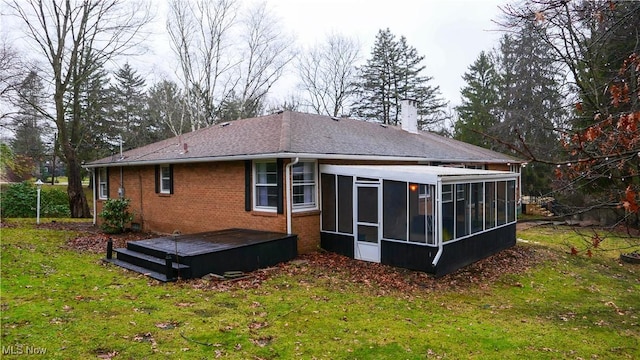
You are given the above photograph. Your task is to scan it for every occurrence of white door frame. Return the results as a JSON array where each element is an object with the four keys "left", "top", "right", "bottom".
[{"left": 354, "top": 181, "right": 381, "bottom": 262}]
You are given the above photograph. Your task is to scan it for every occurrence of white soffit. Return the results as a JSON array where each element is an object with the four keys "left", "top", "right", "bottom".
[{"left": 319, "top": 165, "right": 518, "bottom": 184}]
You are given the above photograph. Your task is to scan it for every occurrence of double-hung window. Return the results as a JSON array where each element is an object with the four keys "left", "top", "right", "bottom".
[
  {"left": 254, "top": 161, "right": 278, "bottom": 210},
  {"left": 155, "top": 164, "right": 173, "bottom": 195},
  {"left": 292, "top": 161, "right": 316, "bottom": 210},
  {"left": 98, "top": 167, "right": 108, "bottom": 199},
  {"left": 160, "top": 165, "right": 172, "bottom": 194}
]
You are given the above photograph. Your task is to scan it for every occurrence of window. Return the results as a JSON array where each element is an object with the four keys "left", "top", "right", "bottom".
[
  {"left": 321, "top": 174, "right": 336, "bottom": 231},
  {"left": 337, "top": 175, "right": 353, "bottom": 233},
  {"left": 456, "top": 184, "right": 469, "bottom": 238},
  {"left": 383, "top": 180, "right": 407, "bottom": 241},
  {"left": 292, "top": 161, "right": 317, "bottom": 210},
  {"left": 98, "top": 167, "right": 108, "bottom": 199},
  {"left": 507, "top": 180, "right": 516, "bottom": 223},
  {"left": 485, "top": 182, "right": 496, "bottom": 230},
  {"left": 409, "top": 183, "right": 426, "bottom": 243},
  {"left": 497, "top": 181, "right": 507, "bottom": 225},
  {"left": 442, "top": 184, "right": 454, "bottom": 241},
  {"left": 320, "top": 174, "right": 353, "bottom": 234},
  {"left": 470, "top": 183, "right": 484, "bottom": 234},
  {"left": 155, "top": 164, "right": 173, "bottom": 194},
  {"left": 254, "top": 161, "right": 278, "bottom": 210}
]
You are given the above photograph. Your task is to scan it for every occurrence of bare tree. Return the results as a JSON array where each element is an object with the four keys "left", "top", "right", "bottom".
[
  {"left": 232, "top": 1, "right": 295, "bottom": 119},
  {"left": 7, "top": 0, "right": 151, "bottom": 217},
  {"left": 297, "top": 33, "right": 360, "bottom": 117},
  {"left": 167, "top": 0, "right": 238, "bottom": 130},
  {"left": 0, "top": 38, "right": 23, "bottom": 124}
]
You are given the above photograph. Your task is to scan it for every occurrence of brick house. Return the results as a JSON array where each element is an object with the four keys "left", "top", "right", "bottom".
[{"left": 88, "top": 102, "right": 521, "bottom": 276}]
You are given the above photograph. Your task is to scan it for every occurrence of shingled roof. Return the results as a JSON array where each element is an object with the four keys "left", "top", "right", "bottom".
[{"left": 87, "top": 111, "right": 519, "bottom": 167}]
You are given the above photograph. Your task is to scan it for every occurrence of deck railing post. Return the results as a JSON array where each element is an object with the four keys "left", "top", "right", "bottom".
[
  {"left": 106, "top": 238, "right": 113, "bottom": 259},
  {"left": 165, "top": 253, "right": 174, "bottom": 281}
]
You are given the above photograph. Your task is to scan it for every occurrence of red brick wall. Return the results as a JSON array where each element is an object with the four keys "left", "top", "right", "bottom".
[
  {"left": 291, "top": 210, "right": 321, "bottom": 253},
  {"left": 97, "top": 161, "right": 287, "bottom": 236}
]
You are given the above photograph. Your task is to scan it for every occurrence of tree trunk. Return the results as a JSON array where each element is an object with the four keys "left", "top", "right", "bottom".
[{"left": 64, "top": 145, "right": 91, "bottom": 218}]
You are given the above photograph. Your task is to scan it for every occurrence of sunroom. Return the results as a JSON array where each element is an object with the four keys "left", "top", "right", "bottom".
[{"left": 319, "top": 165, "right": 519, "bottom": 277}]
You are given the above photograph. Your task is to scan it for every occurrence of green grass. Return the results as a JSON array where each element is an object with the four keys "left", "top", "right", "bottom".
[{"left": 1, "top": 220, "right": 638, "bottom": 359}]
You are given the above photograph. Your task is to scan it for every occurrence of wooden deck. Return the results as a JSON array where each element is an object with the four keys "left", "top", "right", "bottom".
[{"left": 104, "top": 229, "right": 297, "bottom": 282}]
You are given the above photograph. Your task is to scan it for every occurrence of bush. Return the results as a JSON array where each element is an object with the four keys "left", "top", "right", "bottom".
[
  {"left": 0, "top": 182, "right": 71, "bottom": 218},
  {"left": 1, "top": 182, "right": 36, "bottom": 218},
  {"left": 41, "top": 187, "right": 71, "bottom": 217},
  {"left": 98, "top": 198, "right": 133, "bottom": 234}
]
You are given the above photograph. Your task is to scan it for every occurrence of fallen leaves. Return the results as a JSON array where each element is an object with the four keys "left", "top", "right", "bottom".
[
  {"left": 62, "top": 222, "right": 541, "bottom": 294},
  {"left": 184, "top": 245, "right": 540, "bottom": 294}
]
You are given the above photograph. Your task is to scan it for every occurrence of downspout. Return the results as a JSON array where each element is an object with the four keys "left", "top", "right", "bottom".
[
  {"left": 431, "top": 179, "right": 444, "bottom": 268},
  {"left": 91, "top": 168, "right": 97, "bottom": 225},
  {"left": 285, "top": 157, "right": 300, "bottom": 235}
]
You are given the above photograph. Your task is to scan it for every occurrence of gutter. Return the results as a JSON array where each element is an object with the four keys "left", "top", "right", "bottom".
[
  {"left": 284, "top": 157, "right": 300, "bottom": 235},
  {"left": 84, "top": 152, "right": 520, "bottom": 169}
]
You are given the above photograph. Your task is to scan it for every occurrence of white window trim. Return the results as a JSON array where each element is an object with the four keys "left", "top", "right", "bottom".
[
  {"left": 253, "top": 160, "right": 278, "bottom": 212},
  {"left": 159, "top": 164, "right": 171, "bottom": 194},
  {"left": 98, "top": 168, "right": 108, "bottom": 200},
  {"left": 292, "top": 160, "right": 318, "bottom": 212}
]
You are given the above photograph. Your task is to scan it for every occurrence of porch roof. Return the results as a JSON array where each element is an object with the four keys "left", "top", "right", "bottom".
[{"left": 320, "top": 165, "right": 519, "bottom": 184}]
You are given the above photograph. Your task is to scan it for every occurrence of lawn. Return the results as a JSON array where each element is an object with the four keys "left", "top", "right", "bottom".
[{"left": 1, "top": 219, "right": 638, "bottom": 359}]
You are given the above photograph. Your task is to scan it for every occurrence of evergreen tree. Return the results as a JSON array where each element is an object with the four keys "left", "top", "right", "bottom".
[
  {"left": 76, "top": 64, "right": 114, "bottom": 162},
  {"left": 147, "top": 80, "right": 190, "bottom": 141},
  {"left": 356, "top": 28, "right": 446, "bottom": 129},
  {"left": 110, "top": 63, "right": 148, "bottom": 149},
  {"left": 493, "top": 27, "right": 567, "bottom": 196},
  {"left": 494, "top": 28, "right": 565, "bottom": 159},
  {"left": 453, "top": 51, "right": 500, "bottom": 148},
  {"left": 217, "top": 90, "right": 264, "bottom": 122}
]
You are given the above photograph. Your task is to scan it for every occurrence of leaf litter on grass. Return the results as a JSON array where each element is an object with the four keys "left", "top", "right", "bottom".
[{"left": 57, "top": 218, "right": 545, "bottom": 294}]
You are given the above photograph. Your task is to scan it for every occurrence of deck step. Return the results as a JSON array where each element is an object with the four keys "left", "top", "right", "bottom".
[
  {"left": 112, "top": 248, "right": 191, "bottom": 280},
  {"left": 115, "top": 248, "right": 190, "bottom": 269},
  {"left": 104, "top": 258, "right": 173, "bottom": 282},
  {"left": 126, "top": 241, "right": 175, "bottom": 259}
]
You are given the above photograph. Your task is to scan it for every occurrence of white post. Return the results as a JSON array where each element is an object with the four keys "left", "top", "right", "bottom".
[{"left": 35, "top": 179, "right": 43, "bottom": 225}]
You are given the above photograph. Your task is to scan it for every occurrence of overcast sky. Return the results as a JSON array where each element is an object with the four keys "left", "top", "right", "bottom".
[
  {"left": 3, "top": 0, "right": 509, "bottom": 110},
  {"left": 267, "top": 0, "right": 509, "bottom": 107}
]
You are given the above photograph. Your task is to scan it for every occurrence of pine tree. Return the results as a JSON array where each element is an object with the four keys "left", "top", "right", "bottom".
[
  {"left": 494, "top": 29, "right": 565, "bottom": 159},
  {"left": 110, "top": 63, "right": 147, "bottom": 149},
  {"left": 493, "top": 27, "right": 567, "bottom": 196},
  {"left": 356, "top": 28, "right": 446, "bottom": 129},
  {"left": 453, "top": 51, "right": 500, "bottom": 148},
  {"left": 147, "top": 80, "right": 190, "bottom": 141},
  {"left": 76, "top": 64, "right": 114, "bottom": 162}
]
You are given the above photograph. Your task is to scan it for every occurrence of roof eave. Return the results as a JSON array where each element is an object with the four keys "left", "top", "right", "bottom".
[{"left": 85, "top": 152, "right": 521, "bottom": 168}]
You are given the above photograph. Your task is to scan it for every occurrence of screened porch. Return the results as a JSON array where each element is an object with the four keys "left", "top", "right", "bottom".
[{"left": 319, "top": 165, "right": 520, "bottom": 276}]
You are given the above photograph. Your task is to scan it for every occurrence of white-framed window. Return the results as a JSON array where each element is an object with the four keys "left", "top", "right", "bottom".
[
  {"left": 159, "top": 164, "right": 172, "bottom": 194},
  {"left": 254, "top": 160, "right": 278, "bottom": 210},
  {"left": 292, "top": 161, "right": 317, "bottom": 210},
  {"left": 98, "top": 167, "right": 108, "bottom": 199}
]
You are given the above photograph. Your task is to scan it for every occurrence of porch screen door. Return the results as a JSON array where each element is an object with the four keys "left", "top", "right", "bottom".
[{"left": 355, "top": 184, "right": 380, "bottom": 262}]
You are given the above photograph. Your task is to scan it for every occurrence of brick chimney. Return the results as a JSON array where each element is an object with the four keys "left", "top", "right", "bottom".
[{"left": 401, "top": 99, "right": 418, "bottom": 134}]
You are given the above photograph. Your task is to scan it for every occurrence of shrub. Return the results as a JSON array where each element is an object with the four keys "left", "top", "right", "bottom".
[
  {"left": 0, "top": 182, "right": 71, "bottom": 218},
  {"left": 41, "top": 187, "right": 71, "bottom": 217},
  {"left": 98, "top": 198, "right": 133, "bottom": 234},
  {"left": 1, "top": 182, "right": 36, "bottom": 218}
]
